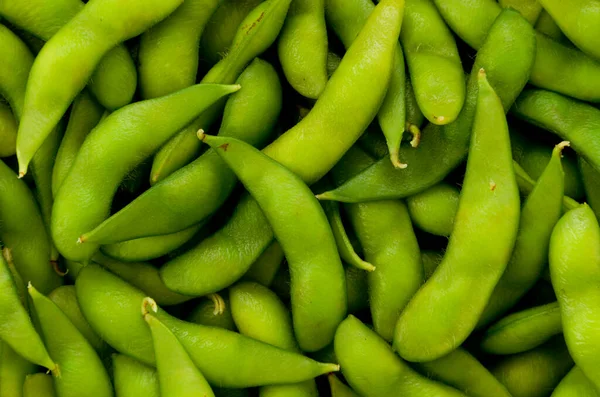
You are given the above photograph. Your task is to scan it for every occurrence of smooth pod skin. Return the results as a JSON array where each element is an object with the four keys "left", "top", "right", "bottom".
[
  {"left": 0, "top": 342, "right": 36, "bottom": 397},
  {"left": 325, "top": 0, "right": 406, "bottom": 167},
  {"left": 278, "top": 0, "right": 328, "bottom": 99},
  {"left": 23, "top": 374, "right": 56, "bottom": 397},
  {"left": 549, "top": 204, "right": 600, "bottom": 390},
  {"left": 113, "top": 354, "right": 160, "bottom": 397},
  {"left": 0, "top": 0, "right": 136, "bottom": 111},
  {"left": 0, "top": 100, "right": 17, "bottom": 157},
  {"left": 82, "top": 58, "right": 281, "bottom": 244},
  {"left": 481, "top": 302, "right": 563, "bottom": 355},
  {"left": 243, "top": 241, "right": 285, "bottom": 286},
  {"left": 580, "top": 159, "right": 600, "bottom": 220},
  {"left": 187, "top": 294, "right": 236, "bottom": 331},
  {"left": 415, "top": 348, "right": 512, "bottom": 397},
  {"left": 328, "top": 374, "right": 359, "bottom": 397},
  {"left": 478, "top": 142, "right": 566, "bottom": 327},
  {"left": 53, "top": 83, "right": 239, "bottom": 261},
  {"left": 75, "top": 265, "right": 339, "bottom": 386},
  {"left": 317, "top": 10, "right": 535, "bottom": 203},
  {"left": 201, "top": 133, "right": 346, "bottom": 352},
  {"left": 393, "top": 70, "right": 520, "bottom": 362},
  {"left": 144, "top": 307, "right": 215, "bottom": 397},
  {"left": 150, "top": 0, "right": 292, "bottom": 183},
  {"left": 535, "top": 10, "right": 567, "bottom": 42},
  {"left": 335, "top": 316, "right": 466, "bottom": 397},
  {"left": 537, "top": 0, "right": 600, "bottom": 61},
  {"left": 0, "top": 160, "right": 61, "bottom": 293},
  {"left": 139, "top": 0, "right": 223, "bottom": 99},
  {"left": 406, "top": 182, "right": 459, "bottom": 236},
  {"left": 160, "top": 0, "right": 405, "bottom": 297},
  {"left": 512, "top": 90, "right": 600, "bottom": 172},
  {"left": 52, "top": 90, "right": 104, "bottom": 196},
  {"left": 492, "top": 337, "right": 574, "bottom": 397},
  {"left": 400, "top": 0, "right": 464, "bottom": 125},
  {"left": 0, "top": 22, "right": 32, "bottom": 115},
  {"left": 15, "top": 0, "right": 183, "bottom": 176},
  {"left": 29, "top": 285, "right": 113, "bottom": 397},
  {"left": 552, "top": 367, "right": 600, "bottom": 397},
  {"left": 499, "top": 0, "right": 542, "bottom": 24}
]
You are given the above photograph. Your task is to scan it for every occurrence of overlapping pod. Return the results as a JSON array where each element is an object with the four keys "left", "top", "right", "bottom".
[
  {"left": 160, "top": 0, "right": 405, "bottom": 297},
  {"left": 23, "top": 374, "right": 56, "bottom": 397},
  {"left": 552, "top": 367, "right": 599, "bottom": 397},
  {"left": 580, "top": 158, "right": 600, "bottom": 219},
  {"left": 406, "top": 183, "right": 460, "bottom": 237},
  {"left": 329, "top": 374, "right": 359, "bottom": 397},
  {"left": 243, "top": 241, "right": 286, "bottom": 286},
  {"left": 0, "top": 98, "right": 17, "bottom": 158},
  {"left": 187, "top": 293, "right": 236, "bottom": 331},
  {"left": 113, "top": 354, "right": 160, "bottom": 397},
  {"left": 0, "top": 342, "right": 36, "bottom": 397}
]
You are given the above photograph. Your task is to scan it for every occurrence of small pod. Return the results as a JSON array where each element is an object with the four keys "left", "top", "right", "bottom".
[
  {"left": 23, "top": 373, "right": 56, "bottom": 397},
  {"left": 113, "top": 354, "right": 160, "bottom": 397},
  {"left": 0, "top": 100, "right": 17, "bottom": 157},
  {"left": 187, "top": 293, "right": 236, "bottom": 331},
  {"left": 406, "top": 182, "right": 460, "bottom": 237},
  {"left": 552, "top": 367, "right": 599, "bottom": 397}
]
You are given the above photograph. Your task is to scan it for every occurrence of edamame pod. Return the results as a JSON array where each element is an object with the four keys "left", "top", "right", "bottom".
[
  {"left": 535, "top": 10, "right": 567, "bottom": 42},
  {"left": 0, "top": 342, "right": 36, "bottom": 397},
  {"left": 0, "top": 22, "right": 32, "bottom": 118},
  {"left": 345, "top": 265, "right": 369, "bottom": 314},
  {"left": 23, "top": 374, "right": 56, "bottom": 397},
  {"left": 329, "top": 374, "right": 359, "bottom": 397},
  {"left": 139, "top": 0, "right": 223, "bottom": 99},
  {"left": 401, "top": 0, "right": 464, "bottom": 125},
  {"left": 113, "top": 354, "right": 160, "bottom": 397},
  {"left": 15, "top": 0, "right": 184, "bottom": 176},
  {"left": 552, "top": 367, "right": 599, "bottom": 397},
  {"left": 201, "top": 133, "right": 346, "bottom": 351},
  {"left": 75, "top": 265, "right": 339, "bottom": 386},
  {"left": 580, "top": 159, "right": 600, "bottom": 219},
  {"left": 514, "top": 161, "right": 579, "bottom": 211},
  {"left": 394, "top": 70, "right": 520, "bottom": 362},
  {"left": 82, "top": 58, "right": 281, "bottom": 244},
  {"left": 499, "top": 0, "right": 542, "bottom": 24},
  {"left": 406, "top": 183, "right": 459, "bottom": 236},
  {"left": 0, "top": 0, "right": 137, "bottom": 110},
  {"left": 160, "top": 0, "right": 405, "bottom": 296},
  {"left": 335, "top": 315, "right": 466, "bottom": 397},
  {"left": 0, "top": 100, "right": 17, "bottom": 157},
  {"left": 54, "top": 83, "right": 239, "bottom": 262},
  {"left": 478, "top": 141, "right": 566, "bottom": 326},
  {"left": 29, "top": 285, "right": 113, "bottom": 397},
  {"left": 243, "top": 241, "right": 285, "bottom": 286},
  {"left": 278, "top": 0, "right": 328, "bottom": 99},
  {"left": 317, "top": 10, "right": 535, "bottom": 203},
  {"left": 143, "top": 302, "right": 215, "bottom": 397},
  {"left": 187, "top": 293, "right": 236, "bottom": 331},
  {"left": 405, "top": 78, "right": 425, "bottom": 133},
  {"left": 481, "top": 302, "right": 562, "bottom": 355},
  {"left": 549, "top": 204, "right": 600, "bottom": 390}
]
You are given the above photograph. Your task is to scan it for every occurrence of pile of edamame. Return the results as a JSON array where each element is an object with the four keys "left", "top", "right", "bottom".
[{"left": 0, "top": 0, "right": 599, "bottom": 395}]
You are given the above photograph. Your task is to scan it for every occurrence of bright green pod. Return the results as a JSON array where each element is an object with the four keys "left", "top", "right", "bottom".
[
  {"left": 328, "top": 374, "right": 359, "bottom": 397},
  {"left": 29, "top": 285, "right": 113, "bottom": 397},
  {"left": 552, "top": 367, "right": 600, "bottom": 397},
  {"left": 407, "top": 183, "right": 459, "bottom": 236},
  {"left": 481, "top": 302, "right": 562, "bottom": 355},
  {"left": 0, "top": 342, "right": 36, "bottom": 397},
  {"left": 401, "top": 0, "right": 464, "bottom": 125},
  {"left": 150, "top": 0, "right": 292, "bottom": 183},
  {"left": 15, "top": 0, "right": 183, "bottom": 176},
  {"left": 201, "top": 133, "right": 346, "bottom": 352},
  {"left": 316, "top": 10, "right": 535, "bottom": 203},
  {"left": 0, "top": 22, "right": 32, "bottom": 117},
  {"left": 75, "top": 265, "right": 339, "bottom": 386},
  {"left": 144, "top": 305, "right": 215, "bottom": 397},
  {"left": 325, "top": 0, "right": 406, "bottom": 167},
  {"left": 243, "top": 241, "right": 285, "bottom": 286},
  {"left": 491, "top": 337, "right": 574, "bottom": 397},
  {"left": 415, "top": 348, "right": 512, "bottom": 397},
  {"left": 187, "top": 293, "right": 237, "bottom": 331},
  {"left": 478, "top": 141, "right": 566, "bottom": 326},
  {"left": 394, "top": 70, "right": 520, "bottom": 362},
  {"left": 23, "top": 373, "right": 56, "bottom": 397},
  {"left": 580, "top": 158, "right": 600, "bottom": 220},
  {"left": 549, "top": 204, "right": 600, "bottom": 390},
  {"left": 160, "top": 0, "right": 403, "bottom": 297},
  {"left": 52, "top": 90, "right": 104, "bottom": 196},
  {"left": 113, "top": 354, "right": 160, "bottom": 397},
  {"left": 278, "top": 0, "right": 328, "bottom": 99},
  {"left": 335, "top": 316, "right": 466, "bottom": 397},
  {"left": 499, "top": 0, "right": 542, "bottom": 24},
  {"left": 139, "top": 0, "right": 223, "bottom": 99},
  {"left": 0, "top": 100, "right": 17, "bottom": 157},
  {"left": 535, "top": 10, "right": 567, "bottom": 42},
  {"left": 82, "top": 58, "right": 281, "bottom": 244},
  {"left": 53, "top": 83, "right": 239, "bottom": 262},
  {"left": 0, "top": 160, "right": 61, "bottom": 293},
  {"left": 0, "top": 0, "right": 136, "bottom": 110}
]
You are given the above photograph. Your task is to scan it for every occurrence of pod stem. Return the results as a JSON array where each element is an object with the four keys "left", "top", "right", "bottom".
[
  {"left": 206, "top": 293, "right": 226, "bottom": 315},
  {"left": 141, "top": 297, "right": 158, "bottom": 317},
  {"left": 407, "top": 124, "right": 421, "bottom": 148}
]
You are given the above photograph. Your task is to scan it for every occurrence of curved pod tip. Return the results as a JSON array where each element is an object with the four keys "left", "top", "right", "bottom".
[
  {"left": 26, "top": 283, "right": 61, "bottom": 377},
  {"left": 554, "top": 141, "right": 570, "bottom": 156},
  {"left": 390, "top": 150, "right": 408, "bottom": 170}
]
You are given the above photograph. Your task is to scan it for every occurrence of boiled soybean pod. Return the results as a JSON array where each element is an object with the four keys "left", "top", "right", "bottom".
[
  {"left": 580, "top": 158, "right": 600, "bottom": 220},
  {"left": 499, "top": 0, "right": 542, "bottom": 24},
  {"left": 406, "top": 182, "right": 459, "bottom": 237},
  {"left": 243, "top": 241, "right": 286, "bottom": 286},
  {"left": 552, "top": 367, "right": 600, "bottom": 397},
  {"left": 113, "top": 354, "right": 160, "bottom": 397},
  {"left": 0, "top": 100, "right": 17, "bottom": 157},
  {"left": 393, "top": 70, "right": 520, "bottom": 362},
  {"left": 187, "top": 293, "right": 236, "bottom": 331},
  {"left": 23, "top": 373, "right": 56, "bottom": 397},
  {"left": 535, "top": 10, "right": 567, "bottom": 42},
  {"left": 329, "top": 374, "right": 359, "bottom": 397},
  {"left": 0, "top": 342, "right": 36, "bottom": 397}
]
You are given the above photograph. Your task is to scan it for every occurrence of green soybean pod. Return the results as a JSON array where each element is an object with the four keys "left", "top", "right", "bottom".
[
  {"left": 0, "top": 100, "right": 17, "bottom": 157},
  {"left": 75, "top": 265, "right": 339, "bottom": 386},
  {"left": 335, "top": 315, "right": 466, "bottom": 397},
  {"left": 535, "top": 10, "right": 567, "bottom": 42},
  {"left": 415, "top": 348, "right": 512, "bottom": 397},
  {"left": 15, "top": 0, "right": 184, "bottom": 176},
  {"left": 580, "top": 159, "right": 600, "bottom": 219},
  {"left": 499, "top": 0, "right": 542, "bottom": 24},
  {"left": 82, "top": 58, "right": 281, "bottom": 244},
  {"left": 329, "top": 374, "right": 359, "bottom": 397},
  {"left": 143, "top": 303, "right": 215, "bottom": 397},
  {"left": 201, "top": 133, "right": 346, "bottom": 352},
  {"left": 0, "top": 23, "right": 32, "bottom": 120},
  {"left": 400, "top": 0, "right": 464, "bottom": 125},
  {"left": 52, "top": 90, "right": 104, "bottom": 196},
  {"left": 407, "top": 183, "right": 459, "bottom": 237},
  {"left": 138, "top": 0, "right": 223, "bottom": 99},
  {"left": 477, "top": 142, "right": 567, "bottom": 326},
  {"left": 552, "top": 367, "right": 599, "bottom": 397},
  {"left": 394, "top": 70, "right": 520, "bottom": 362},
  {"left": 491, "top": 337, "right": 574, "bottom": 397},
  {"left": 29, "top": 285, "right": 113, "bottom": 397},
  {"left": 23, "top": 374, "right": 56, "bottom": 397},
  {"left": 53, "top": 83, "right": 239, "bottom": 262},
  {"left": 481, "top": 302, "right": 562, "bottom": 355},
  {"left": 113, "top": 354, "right": 160, "bottom": 397},
  {"left": 346, "top": 265, "right": 369, "bottom": 314},
  {"left": 159, "top": 0, "right": 405, "bottom": 297},
  {"left": 405, "top": 77, "right": 425, "bottom": 133},
  {"left": 0, "top": 342, "right": 36, "bottom": 397},
  {"left": 278, "top": 0, "right": 328, "bottom": 99},
  {"left": 549, "top": 204, "right": 600, "bottom": 390},
  {"left": 243, "top": 241, "right": 285, "bottom": 286},
  {"left": 187, "top": 293, "right": 237, "bottom": 331}
]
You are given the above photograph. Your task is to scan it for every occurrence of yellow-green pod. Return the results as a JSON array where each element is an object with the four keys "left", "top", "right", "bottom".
[
  {"left": 0, "top": 342, "right": 36, "bottom": 397},
  {"left": 499, "top": 0, "right": 542, "bottom": 24},
  {"left": 23, "top": 374, "right": 56, "bottom": 397},
  {"left": 328, "top": 374, "right": 359, "bottom": 397},
  {"left": 0, "top": 100, "right": 17, "bottom": 157},
  {"left": 580, "top": 158, "right": 600, "bottom": 220},
  {"left": 113, "top": 354, "right": 160, "bottom": 397},
  {"left": 552, "top": 367, "right": 599, "bottom": 397},
  {"left": 186, "top": 293, "right": 236, "bottom": 331},
  {"left": 243, "top": 241, "right": 285, "bottom": 286},
  {"left": 407, "top": 183, "right": 460, "bottom": 237}
]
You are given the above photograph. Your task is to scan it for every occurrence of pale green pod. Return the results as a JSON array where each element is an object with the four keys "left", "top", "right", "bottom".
[
  {"left": 0, "top": 342, "right": 36, "bottom": 397},
  {"left": 552, "top": 367, "right": 600, "bottom": 397},
  {"left": 113, "top": 354, "right": 160, "bottom": 397}
]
